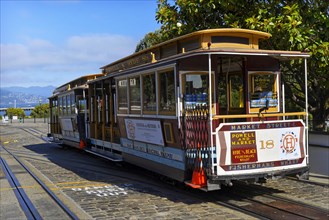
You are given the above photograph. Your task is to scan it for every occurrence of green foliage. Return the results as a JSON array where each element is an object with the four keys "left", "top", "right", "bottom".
[
  {"left": 242, "top": 2, "right": 329, "bottom": 130},
  {"left": 148, "top": 0, "right": 328, "bottom": 130},
  {"left": 244, "top": 3, "right": 329, "bottom": 62},
  {"left": 135, "top": 30, "right": 164, "bottom": 52},
  {"left": 6, "top": 108, "right": 25, "bottom": 118},
  {"left": 30, "top": 103, "right": 50, "bottom": 118},
  {"left": 156, "top": 0, "right": 271, "bottom": 41}
]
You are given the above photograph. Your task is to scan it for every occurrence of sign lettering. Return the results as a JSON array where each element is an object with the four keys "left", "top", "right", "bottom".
[
  {"left": 125, "top": 119, "right": 164, "bottom": 146},
  {"left": 231, "top": 131, "right": 258, "bottom": 163}
]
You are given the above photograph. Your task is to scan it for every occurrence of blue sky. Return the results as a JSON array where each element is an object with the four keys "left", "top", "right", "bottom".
[{"left": 1, "top": 0, "right": 161, "bottom": 87}]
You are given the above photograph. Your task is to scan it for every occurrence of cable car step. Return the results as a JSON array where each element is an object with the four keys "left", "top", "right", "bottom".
[
  {"left": 185, "top": 180, "right": 221, "bottom": 191},
  {"left": 185, "top": 181, "right": 203, "bottom": 188},
  {"left": 85, "top": 150, "right": 123, "bottom": 162}
]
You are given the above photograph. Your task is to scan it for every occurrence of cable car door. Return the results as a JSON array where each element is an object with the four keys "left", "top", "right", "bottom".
[{"left": 217, "top": 57, "right": 245, "bottom": 117}]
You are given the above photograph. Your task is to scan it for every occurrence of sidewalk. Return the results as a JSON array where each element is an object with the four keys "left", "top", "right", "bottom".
[
  {"left": 308, "top": 173, "right": 329, "bottom": 185},
  {"left": 1, "top": 118, "right": 49, "bottom": 125}
]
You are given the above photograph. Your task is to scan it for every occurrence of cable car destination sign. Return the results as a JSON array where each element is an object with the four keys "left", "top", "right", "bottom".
[
  {"left": 216, "top": 120, "right": 305, "bottom": 170},
  {"left": 231, "top": 131, "right": 258, "bottom": 163}
]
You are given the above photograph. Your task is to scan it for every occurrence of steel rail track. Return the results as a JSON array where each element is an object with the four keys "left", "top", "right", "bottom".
[
  {"left": 235, "top": 181, "right": 329, "bottom": 214},
  {"left": 56, "top": 158, "right": 274, "bottom": 219},
  {"left": 216, "top": 182, "right": 329, "bottom": 220},
  {"left": 20, "top": 128, "right": 50, "bottom": 143},
  {"left": 0, "top": 153, "right": 42, "bottom": 220},
  {"left": 206, "top": 194, "right": 272, "bottom": 220},
  {"left": 18, "top": 128, "right": 161, "bottom": 186},
  {"left": 174, "top": 183, "right": 326, "bottom": 220},
  {"left": 287, "top": 176, "right": 329, "bottom": 187},
  {"left": 220, "top": 192, "right": 320, "bottom": 220},
  {"left": 19, "top": 127, "right": 329, "bottom": 219},
  {"left": 1, "top": 144, "right": 79, "bottom": 220},
  {"left": 19, "top": 128, "right": 168, "bottom": 188},
  {"left": 54, "top": 157, "right": 297, "bottom": 220}
]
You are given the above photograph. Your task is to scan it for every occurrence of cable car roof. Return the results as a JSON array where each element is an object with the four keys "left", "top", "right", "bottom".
[
  {"left": 100, "top": 28, "right": 309, "bottom": 75},
  {"left": 50, "top": 73, "right": 102, "bottom": 97}
]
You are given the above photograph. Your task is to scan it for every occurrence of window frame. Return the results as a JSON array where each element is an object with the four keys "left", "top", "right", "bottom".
[
  {"left": 247, "top": 71, "right": 280, "bottom": 113},
  {"left": 142, "top": 72, "right": 157, "bottom": 114},
  {"left": 129, "top": 75, "right": 141, "bottom": 114},
  {"left": 114, "top": 64, "right": 177, "bottom": 118},
  {"left": 228, "top": 72, "right": 244, "bottom": 110},
  {"left": 180, "top": 71, "right": 215, "bottom": 112},
  {"left": 158, "top": 68, "right": 176, "bottom": 115},
  {"left": 117, "top": 78, "right": 128, "bottom": 114}
]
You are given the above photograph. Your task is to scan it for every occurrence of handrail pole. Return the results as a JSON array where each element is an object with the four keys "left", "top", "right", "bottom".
[
  {"left": 282, "top": 83, "right": 285, "bottom": 120},
  {"left": 208, "top": 54, "right": 214, "bottom": 174},
  {"left": 304, "top": 58, "right": 309, "bottom": 164},
  {"left": 304, "top": 58, "right": 308, "bottom": 127}
]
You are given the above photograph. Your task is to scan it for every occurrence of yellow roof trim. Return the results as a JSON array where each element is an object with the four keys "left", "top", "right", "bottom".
[{"left": 101, "top": 28, "right": 271, "bottom": 70}]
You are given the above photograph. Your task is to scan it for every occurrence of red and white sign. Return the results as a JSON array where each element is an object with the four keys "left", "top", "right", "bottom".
[
  {"left": 230, "top": 131, "right": 258, "bottom": 163},
  {"left": 216, "top": 120, "right": 305, "bottom": 172}
]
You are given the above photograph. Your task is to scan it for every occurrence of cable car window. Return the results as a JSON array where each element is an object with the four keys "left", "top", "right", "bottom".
[
  {"left": 52, "top": 99, "right": 57, "bottom": 117},
  {"left": 159, "top": 69, "right": 175, "bottom": 114},
  {"left": 183, "top": 73, "right": 209, "bottom": 109},
  {"left": 71, "top": 94, "right": 75, "bottom": 114},
  {"left": 63, "top": 96, "right": 67, "bottom": 115},
  {"left": 229, "top": 74, "right": 244, "bottom": 109},
  {"left": 129, "top": 76, "right": 141, "bottom": 114},
  {"left": 117, "top": 79, "right": 128, "bottom": 113},
  {"left": 218, "top": 75, "right": 227, "bottom": 109},
  {"left": 78, "top": 98, "right": 86, "bottom": 114},
  {"left": 211, "top": 36, "right": 249, "bottom": 45},
  {"left": 249, "top": 72, "right": 278, "bottom": 108},
  {"left": 67, "top": 94, "right": 71, "bottom": 115},
  {"left": 143, "top": 73, "right": 156, "bottom": 113},
  {"left": 58, "top": 98, "right": 62, "bottom": 116}
]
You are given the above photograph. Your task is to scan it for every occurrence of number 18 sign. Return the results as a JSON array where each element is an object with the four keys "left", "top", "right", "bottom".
[{"left": 216, "top": 120, "right": 305, "bottom": 165}]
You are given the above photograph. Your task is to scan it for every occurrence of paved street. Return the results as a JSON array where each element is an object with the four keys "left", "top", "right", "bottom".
[{"left": 1, "top": 121, "right": 328, "bottom": 219}]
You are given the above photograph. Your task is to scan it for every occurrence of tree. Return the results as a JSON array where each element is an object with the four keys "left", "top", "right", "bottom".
[
  {"left": 243, "top": 3, "right": 329, "bottom": 130},
  {"left": 155, "top": 0, "right": 266, "bottom": 40},
  {"left": 30, "top": 103, "right": 50, "bottom": 118},
  {"left": 6, "top": 108, "right": 25, "bottom": 118},
  {"left": 135, "top": 30, "right": 164, "bottom": 52},
  {"left": 151, "top": 0, "right": 329, "bottom": 130}
]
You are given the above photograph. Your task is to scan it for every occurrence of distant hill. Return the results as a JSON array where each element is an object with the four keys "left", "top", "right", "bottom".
[
  {"left": 1, "top": 86, "right": 56, "bottom": 97},
  {"left": 0, "top": 86, "right": 56, "bottom": 108}
]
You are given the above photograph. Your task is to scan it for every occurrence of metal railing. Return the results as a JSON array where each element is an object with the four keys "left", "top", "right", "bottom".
[{"left": 212, "top": 112, "right": 307, "bottom": 123}]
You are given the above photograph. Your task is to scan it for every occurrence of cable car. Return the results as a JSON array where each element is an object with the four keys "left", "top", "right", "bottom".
[{"left": 49, "top": 29, "right": 310, "bottom": 191}]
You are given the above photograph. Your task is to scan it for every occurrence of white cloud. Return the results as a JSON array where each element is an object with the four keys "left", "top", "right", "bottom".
[
  {"left": 65, "top": 34, "right": 135, "bottom": 62},
  {"left": 0, "top": 34, "right": 137, "bottom": 87}
]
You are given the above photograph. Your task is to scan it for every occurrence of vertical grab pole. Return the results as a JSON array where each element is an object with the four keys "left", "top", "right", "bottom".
[
  {"left": 304, "top": 58, "right": 309, "bottom": 164},
  {"left": 83, "top": 89, "right": 88, "bottom": 141},
  {"left": 208, "top": 54, "right": 214, "bottom": 174},
  {"left": 282, "top": 83, "right": 285, "bottom": 120}
]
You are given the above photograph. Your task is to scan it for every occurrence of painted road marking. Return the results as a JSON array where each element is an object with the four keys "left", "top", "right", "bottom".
[
  {"left": 0, "top": 180, "right": 111, "bottom": 192},
  {"left": 1, "top": 140, "right": 18, "bottom": 144},
  {"left": 72, "top": 185, "right": 129, "bottom": 197}
]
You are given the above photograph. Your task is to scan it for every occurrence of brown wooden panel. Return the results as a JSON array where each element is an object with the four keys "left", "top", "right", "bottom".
[
  {"left": 160, "top": 42, "right": 177, "bottom": 59},
  {"left": 179, "top": 36, "right": 201, "bottom": 52},
  {"left": 247, "top": 56, "right": 279, "bottom": 71},
  {"left": 117, "top": 117, "right": 127, "bottom": 138}
]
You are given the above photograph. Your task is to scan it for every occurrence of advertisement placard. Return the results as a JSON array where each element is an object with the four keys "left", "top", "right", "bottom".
[
  {"left": 60, "top": 118, "right": 74, "bottom": 131},
  {"left": 125, "top": 119, "right": 164, "bottom": 146}
]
